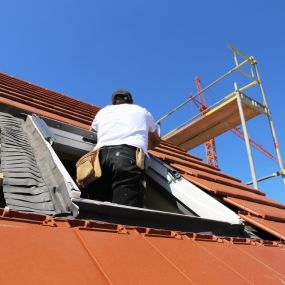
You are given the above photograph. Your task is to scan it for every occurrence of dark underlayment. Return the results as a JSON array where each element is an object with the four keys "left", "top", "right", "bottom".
[{"left": 0, "top": 112, "right": 74, "bottom": 215}]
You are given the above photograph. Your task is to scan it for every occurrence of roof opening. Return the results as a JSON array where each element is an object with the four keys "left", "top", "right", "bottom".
[{"left": 1, "top": 109, "right": 276, "bottom": 239}]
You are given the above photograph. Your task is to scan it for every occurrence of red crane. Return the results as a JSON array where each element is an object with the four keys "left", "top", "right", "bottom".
[
  {"left": 192, "top": 76, "right": 281, "bottom": 168},
  {"left": 193, "top": 76, "right": 219, "bottom": 168},
  {"left": 231, "top": 127, "right": 281, "bottom": 164}
]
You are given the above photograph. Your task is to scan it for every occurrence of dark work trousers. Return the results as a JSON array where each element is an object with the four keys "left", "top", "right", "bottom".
[{"left": 87, "top": 145, "right": 145, "bottom": 207}]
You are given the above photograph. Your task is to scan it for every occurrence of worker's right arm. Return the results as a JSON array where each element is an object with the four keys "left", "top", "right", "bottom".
[
  {"left": 147, "top": 111, "right": 160, "bottom": 150},
  {"left": 148, "top": 129, "right": 160, "bottom": 150}
]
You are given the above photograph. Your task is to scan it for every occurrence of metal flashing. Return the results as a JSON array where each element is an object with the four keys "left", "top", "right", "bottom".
[
  {"left": 72, "top": 198, "right": 244, "bottom": 236},
  {"left": 146, "top": 156, "right": 241, "bottom": 224},
  {"left": 42, "top": 116, "right": 97, "bottom": 157}
]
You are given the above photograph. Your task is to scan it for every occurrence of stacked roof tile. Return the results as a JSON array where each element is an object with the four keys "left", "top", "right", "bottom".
[{"left": 0, "top": 72, "right": 100, "bottom": 129}]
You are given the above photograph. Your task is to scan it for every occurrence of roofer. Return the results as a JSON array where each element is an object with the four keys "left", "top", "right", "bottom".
[{"left": 88, "top": 89, "right": 160, "bottom": 207}]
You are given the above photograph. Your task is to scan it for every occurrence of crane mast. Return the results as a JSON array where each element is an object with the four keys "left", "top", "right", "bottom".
[{"left": 194, "top": 76, "right": 219, "bottom": 168}]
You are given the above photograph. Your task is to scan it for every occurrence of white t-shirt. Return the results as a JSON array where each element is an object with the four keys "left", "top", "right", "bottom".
[{"left": 91, "top": 104, "right": 157, "bottom": 155}]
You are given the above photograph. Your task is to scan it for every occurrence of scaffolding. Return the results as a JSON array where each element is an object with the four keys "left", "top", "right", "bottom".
[{"left": 158, "top": 45, "right": 285, "bottom": 189}]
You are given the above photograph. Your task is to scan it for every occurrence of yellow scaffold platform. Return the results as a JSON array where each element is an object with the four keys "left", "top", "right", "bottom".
[{"left": 163, "top": 94, "right": 267, "bottom": 151}]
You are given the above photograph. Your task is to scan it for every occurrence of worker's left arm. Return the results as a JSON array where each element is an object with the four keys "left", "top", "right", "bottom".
[{"left": 90, "top": 112, "right": 100, "bottom": 132}]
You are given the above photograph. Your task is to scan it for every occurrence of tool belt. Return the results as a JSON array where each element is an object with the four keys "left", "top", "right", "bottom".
[
  {"left": 136, "top": 148, "right": 145, "bottom": 170},
  {"left": 76, "top": 149, "right": 102, "bottom": 188},
  {"left": 99, "top": 145, "right": 145, "bottom": 170},
  {"left": 76, "top": 146, "right": 145, "bottom": 188}
]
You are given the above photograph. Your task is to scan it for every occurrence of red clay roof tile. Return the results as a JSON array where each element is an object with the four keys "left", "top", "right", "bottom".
[
  {"left": 159, "top": 140, "right": 203, "bottom": 161},
  {"left": 181, "top": 174, "right": 285, "bottom": 206},
  {"left": 2, "top": 71, "right": 285, "bottom": 242},
  {"left": 149, "top": 149, "right": 241, "bottom": 182},
  {"left": 150, "top": 142, "right": 285, "bottom": 239},
  {"left": 224, "top": 197, "right": 285, "bottom": 222},
  {"left": 0, "top": 208, "right": 284, "bottom": 285},
  {"left": 170, "top": 162, "right": 255, "bottom": 192},
  {"left": 154, "top": 145, "right": 219, "bottom": 170},
  {"left": 240, "top": 214, "right": 285, "bottom": 240},
  {"left": 0, "top": 72, "right": 100, "bottom": 129}
]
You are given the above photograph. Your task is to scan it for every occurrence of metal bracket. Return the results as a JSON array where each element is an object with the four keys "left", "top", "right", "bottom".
[
  {"left": 150, "top": 156, "right": 181, "bottom": 183},
  {"left": 246, "top": 171, "right": 282, "bottom": 185},
  {"left": 228, "top": 44, "right": 255, "bottom": 78},
  {"left": 31, "top": 114, "right": 56, "bottom": 145}
]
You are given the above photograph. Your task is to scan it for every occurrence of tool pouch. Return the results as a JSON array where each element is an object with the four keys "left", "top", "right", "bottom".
[
  {"left": 76, "top": 149, "right": 102, "bottom": 188},
  {"left": 136, "top": 148, "right": 145, "bottom": 170}
]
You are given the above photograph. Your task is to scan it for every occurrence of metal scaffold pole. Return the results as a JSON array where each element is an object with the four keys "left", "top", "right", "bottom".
[
  {"left": 252, "top": 60, "right": 285, "bottom": 187},
  {"left": 235, "top": 83, "right": 258, "bottom": 189},
  {"left": 159, "top": 44, "right": 284, "bottom": 189}
]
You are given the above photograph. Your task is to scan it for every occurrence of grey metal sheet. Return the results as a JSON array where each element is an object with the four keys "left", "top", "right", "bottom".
[
  {"left": 4, "top": 186, "right": 51, "bottom": 195},
  {"left": 6, "top": 204, "right": 55, "bottom": 215},
  {"left": 1, "top": 155, "right": 37, "bottom": 162},
  {"left": 5, "top": 172, "right": 45, "bottom": 181},
  {"left": 73, "top": 198, "right": 245, "bottom": 237},
  {"left": 1, "top": 159, "right": 41, "bottom": 166},
  {"left": 4, "top": 178, "right": 47, "bottom": 187},
  {"left": 1, "top": 137, "right": 30, "bottom": 146},
  {"left": 0, "top": 111, "right": 77, "bottom": 217},
  {"left": 3, "top": 149, "right": 35, "bottom": 155},
  {"left": 3, "top": 165, "right": 43, "bottom": 173},
  {"left": 5, "top": 192, "right": 53, "bottom": 203},
  {"left": 24, "top": 116, "right": 77, "bottom": 216},
  {"left": 0, "top": 112, "right": 58, "bottom": 214},
  {"left": 5, "top": 198, "right": 55, "bottom": 211}
]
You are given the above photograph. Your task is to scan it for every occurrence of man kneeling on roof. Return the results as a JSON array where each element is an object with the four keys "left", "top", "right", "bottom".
[{"left": 88, "top": 89, "right": 160, "bottom": 207}]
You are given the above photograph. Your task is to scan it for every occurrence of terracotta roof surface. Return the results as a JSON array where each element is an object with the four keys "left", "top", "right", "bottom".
[
  {"left": 0, "top": 72, "right": 100, "bottom": 129},
  {"left": 148, "top": 142, "right": 285, "bottom": 241},
  {"left": 2, "top": 72, "right": 285, "bottom": 283},
  {"left": 2, "top": 71, "right": 285, "bottom": 240},
  {"left": 240, "top": 214, "right": 285, "bottom": 241},
  {"left": 225, "top": 197, "right": 285, "bottom": 221},
  {"left": 0, "top": 208, "right": 284, "bottom": 285}
]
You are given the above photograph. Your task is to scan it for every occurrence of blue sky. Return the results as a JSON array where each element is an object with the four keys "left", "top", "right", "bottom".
[{"left": 1, "top": 0, "right": 285, "bottom": 202}]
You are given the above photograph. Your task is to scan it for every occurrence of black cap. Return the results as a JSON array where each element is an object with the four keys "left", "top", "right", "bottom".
[{"left": 112, "top": 89, "right": 133, "bottom": 104}]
